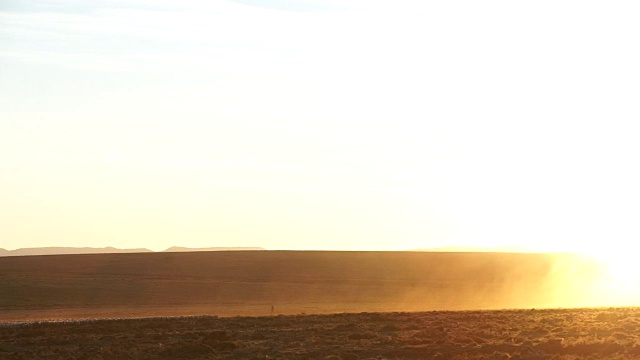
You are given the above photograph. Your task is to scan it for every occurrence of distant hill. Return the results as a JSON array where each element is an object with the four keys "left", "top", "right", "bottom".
[
  {"left": 163, "top": 246, "right": 265, "bottom": 252},
  {"left": 1, "top": 245, "right": 535, "bottom": 257},
  {"left": 0, "top": 251, "right": 601, "bottom": 321},
  {"left": 0, "top": 247, "right": 153, "bottom": 257},
  {"left": 0, "top": 246, "right": 266, "bottom": 257}
]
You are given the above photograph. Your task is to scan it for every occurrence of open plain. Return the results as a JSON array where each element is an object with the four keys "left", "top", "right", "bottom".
[
  {"left": 0, "top": 251, "right": 630, "bottom": 359},
  {"left": 2, "top": 308, "right": 640, "bottom": 359},
  {"left": 0, "top": 251, "right": 605, "bottom": 321}
]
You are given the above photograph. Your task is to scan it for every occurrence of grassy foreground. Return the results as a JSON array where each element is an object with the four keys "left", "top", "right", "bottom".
[{"left": 2, "top": 307, "right": 640, "bottom": 359}]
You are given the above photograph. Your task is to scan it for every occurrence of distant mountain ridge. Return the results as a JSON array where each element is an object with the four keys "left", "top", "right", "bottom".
[
  {"left": 0, "top": 246, "right": 266, "bottom": 257},
  {"left": 0, "top": 247, "right": 153, "bottom": 257},
  {"left": 1, "top": 245, "right": 535, "bottom": 257}
]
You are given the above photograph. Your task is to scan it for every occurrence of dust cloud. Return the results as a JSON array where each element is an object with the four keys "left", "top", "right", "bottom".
[
  {"left": 0, "top": 251, "right": 635, "bottom": 322},
  {"left": 374, "top": 252, "right": 634, "bottom": 312}
]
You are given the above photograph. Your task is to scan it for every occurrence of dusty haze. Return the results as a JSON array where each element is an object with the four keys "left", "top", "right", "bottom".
[{"left": 0, "top": 251, "right": 610, "bottom": 322}]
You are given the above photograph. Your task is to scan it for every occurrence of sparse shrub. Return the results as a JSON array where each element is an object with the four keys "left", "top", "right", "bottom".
[
  {"left": 209, "top": 330, "right": 229, "bottom": 341},
  {"left": 339, "top": 352, "right": 359, "bottom": 360},
  {"left": 487, "top": 352, "right": 511, "bottom": 360},
  {"left": 213, "top": 340, "right": 238, "bottom": 351},
  {"left": 380, "top": 324, "right": 400, "bottom": 332},
  {"left": 627, "top": 344, "right": 640, "bottom": 356},
  {"left": 536, "top": 338, "right": 563, "bottom": 353},
  {"left": 472, "top": 336, "right": 485, "bottom": 344},
  {"left": 159, "top": 342, "right": 215, "bottom": 358},
  {"left": 608, "top": 332, "right": 630, "bottom": 341},
  {"left": 333, "top": 323, "right": 358, "bottom": 332},
  {"left": 564, "top": 340, "right": 624, "bottom": 356},
  {"left": 250, "top": 331, "right": 267, "bottom": 340},
  {"left": 595, "top": 312, "right": 619, "bottom": 322},
  {"left": 347, "top": 332, "right": 376, "bottom": 340}
]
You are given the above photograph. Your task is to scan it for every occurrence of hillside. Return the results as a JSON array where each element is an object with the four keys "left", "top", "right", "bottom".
[
  {"left": 0, "top": 247, "right": 152, "bottom": 257},
  {"left": 0, "top": 246, "right": 265, "bottom": 257},
  {"left": 0, "top": 251, "right": 603, "bottom": 321}
]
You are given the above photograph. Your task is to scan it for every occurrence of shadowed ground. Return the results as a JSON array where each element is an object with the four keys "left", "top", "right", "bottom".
[
  {"left": 2, "top": 308, "right": 639, "bottom": 359},
  {"left": 0, "top": 251, "right": 602, "bottom": 321}
]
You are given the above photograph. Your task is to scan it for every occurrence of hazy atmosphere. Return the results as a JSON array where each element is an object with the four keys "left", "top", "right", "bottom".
[
  {"left": 2, "top": 0, "right": 639, "bottom": 253},
  {"left": 3, "top": 4, "right": 640, "bottom": 358}
]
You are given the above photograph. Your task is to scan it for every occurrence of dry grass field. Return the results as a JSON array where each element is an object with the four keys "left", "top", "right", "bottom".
[
  {"left": 2, "top": 308, "right": 640, "bottom": 359},
  {"left": 1, "top": 251, "right": 630, "bottom": 359},
  {"left": 0, "top": 251, "right": 605, "bottom": 322}
]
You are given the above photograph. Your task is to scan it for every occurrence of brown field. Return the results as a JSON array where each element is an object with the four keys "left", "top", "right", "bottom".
[
  {"left": 0, "top": 251, "right": 606, "bottom": 322},
  {"left": 2, "top": 308, "right": 640, "bottom": 359},
  {"left": 1, "top": 251, "right": 630, "bottom": 359}
]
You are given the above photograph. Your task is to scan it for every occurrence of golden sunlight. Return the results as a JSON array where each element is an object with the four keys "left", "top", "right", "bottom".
[{"left": 582, "top": 247, "right": 640, "bottom": 306}]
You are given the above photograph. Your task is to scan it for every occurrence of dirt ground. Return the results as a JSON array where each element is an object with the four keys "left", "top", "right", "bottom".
[
  {"left": 0, "top": 251, "right": 607, "bottom": 322},
  {"left": 1, "top": 307, "right": 639, "bottom": 359},
  {"left": 1, "top": 251, "right": 630, "bottom": 359}
]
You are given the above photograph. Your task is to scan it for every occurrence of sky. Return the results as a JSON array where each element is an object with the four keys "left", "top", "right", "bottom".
[{"left": 1, "top": 0, "right": 639, "bottom": 252}]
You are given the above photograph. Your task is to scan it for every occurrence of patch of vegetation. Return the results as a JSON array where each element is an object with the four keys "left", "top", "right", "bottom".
[{"left": 2, "top": 309, "right": 640, "bottom": 359}]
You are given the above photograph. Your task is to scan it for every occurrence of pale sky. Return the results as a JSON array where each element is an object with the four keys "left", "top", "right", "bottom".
[{"left": 1, "top": 0, "right": 639, "bottom": 252}]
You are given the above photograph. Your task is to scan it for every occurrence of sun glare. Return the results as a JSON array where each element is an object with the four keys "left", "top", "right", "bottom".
[{"left": 581, "top": 248, "right": 640, "bottom": 306}]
